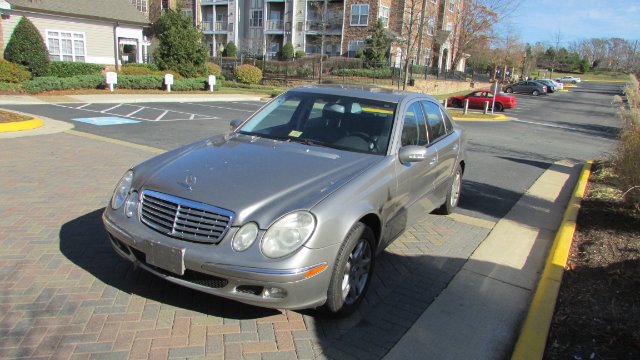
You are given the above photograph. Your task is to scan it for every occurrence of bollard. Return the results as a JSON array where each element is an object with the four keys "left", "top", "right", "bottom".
[
  {"left": 105, "top": 72, "right": 117, "bottom": 92},
  {"left": 164, "top": 73, "right": 174, "bottom": 93},
  {"left": 208, "top": 75, "right": 216, "bottom": 92},
  {"left": 483, "top": 101, "right": 489, "bottom": 114},
  {"left": 442, "top": 99, "right": 447, "bottom": 109},
  {"left": 464, "top": 99, "right": 469, "bottom": 115}
]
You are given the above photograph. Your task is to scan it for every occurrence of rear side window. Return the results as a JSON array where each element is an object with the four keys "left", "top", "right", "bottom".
[
  {"left": 421, "top": 101, "right": 447, "bottom": 142},
  {"left": 401, "top": 102, "right": 428, "bottom": 146}
]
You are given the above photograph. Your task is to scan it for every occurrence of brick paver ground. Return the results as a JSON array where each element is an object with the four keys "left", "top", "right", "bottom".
[{"left": 0, "top": 132, "right": 490, "bottom": 359}]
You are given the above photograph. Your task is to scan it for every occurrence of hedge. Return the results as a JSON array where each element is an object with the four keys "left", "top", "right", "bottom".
[
  {"left": 0, "top": 59, "right": 31, "bottom": 83},
  {"left": 23, "top": 75, "right": 104, "bottom": 94},
  {"left": 116, "top": 75, "right": 164, "bottom": 89},
  {"left": 0, "top": 82, "right": 21, "bottom": 92},
  {"left": 49, "top": 62, "right": 103, "bottom": 78},
  {"left": 331, "top": 67, "right": 393, "bottom": 78}
]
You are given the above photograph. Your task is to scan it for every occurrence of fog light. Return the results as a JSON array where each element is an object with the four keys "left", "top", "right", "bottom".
[
  {"left": 125, "top": 191, "right": 138, "bottom": 218},
  {"left": 263, "top": 287, "right": 287, "bottom": 299}
]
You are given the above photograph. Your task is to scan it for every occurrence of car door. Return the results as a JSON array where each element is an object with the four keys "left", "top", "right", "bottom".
[
  {"left": 467, "top": 91, "right": 483, "bottom": 108},
  {"left": 421, "top": 100, "right": 460, "bottom": 199},
  {"left": 390, "top": 101, "right": 438, "bottom": 237}
]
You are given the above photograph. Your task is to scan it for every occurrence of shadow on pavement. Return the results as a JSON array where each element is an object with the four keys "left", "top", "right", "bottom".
[{"left": 59, "top": 209, "right": 280, "bottom": 320}]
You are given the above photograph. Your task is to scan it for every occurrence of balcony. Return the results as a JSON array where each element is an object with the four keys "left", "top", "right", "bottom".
[
  {"left": 201, "top": 21, "right": 229, "bottom": 33},
  {"left": 265, "top": 20, "right": 284, "bottom": 32},
  {"left": 200, "top": 0, "right": 228, "bottom": 5},
  {"left": 305, "top": 21, "right": 342, "bottom": 35}
]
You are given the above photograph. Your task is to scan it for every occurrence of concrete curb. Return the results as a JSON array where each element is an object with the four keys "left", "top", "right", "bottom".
[
  {"left": 451, "top": 114, "right": 510, "bottom": 121},
  {"left": 511, "top": 160, "right": 593, "bottom": 360},
  {"left": 0, "top": 117, "right": 43, "bottom": 133}
]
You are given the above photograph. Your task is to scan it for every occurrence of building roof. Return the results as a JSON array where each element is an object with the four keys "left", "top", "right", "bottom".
[{"left": 7, "top": 0, "right": 148, "bottom": 25}]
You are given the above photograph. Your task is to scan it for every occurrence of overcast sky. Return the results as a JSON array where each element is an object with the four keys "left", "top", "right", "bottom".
[{"left": 510, "top": 0, "right": 640, "bottom": 46}]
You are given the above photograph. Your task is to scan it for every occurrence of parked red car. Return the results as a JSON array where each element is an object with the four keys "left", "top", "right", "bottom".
[{"left": 447, "top": 90, "right": 517, "bottom": 112}]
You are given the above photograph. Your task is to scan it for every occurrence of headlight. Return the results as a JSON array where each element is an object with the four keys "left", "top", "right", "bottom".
[
  {"left": 125, "top": 191, "right": 139, "bottom": 218},
  {"left": 111, "top": 170, "right": 133, "bottom": 210},
  {"left": 232, "top": 223, "right": 258, "bottom": 252},
  {"left": 261, "top": 212, "right": 316, "bottom": 258}
]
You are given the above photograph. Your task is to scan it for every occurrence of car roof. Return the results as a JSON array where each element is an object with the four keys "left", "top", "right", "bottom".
[{"left": 287, "top": 84, "right": 437, "bottom": 103}]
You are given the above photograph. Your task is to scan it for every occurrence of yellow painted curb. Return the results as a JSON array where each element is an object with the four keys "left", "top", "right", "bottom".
[
  {"left": 563, "top": 84, "right": 578, "bottom": 88},
  {"left": 558, "top": 90, "right": 569, "bottom": 92},
  {"left": 452, "top": 114, "right": 509, "bottom": 121},
  {"left": 511, "top": 160, "right": 593, "bottom": 360},
  {"left": 0, "top": 117, "right": 43, "bottom": 133}
]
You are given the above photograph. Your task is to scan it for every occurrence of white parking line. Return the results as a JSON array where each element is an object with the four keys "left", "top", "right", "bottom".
[
  {"left": 125, "top": 107, "right": 145, "bottom": 117},
  {"left": 52, "top": 103, "right": 219, "bottom": 122},
  {"left": 101, "top": 104, "right": 123, "bottom": 112},
  {"left": 76, "top": 103, "right": 92, "bottom": 109},
  {"left": 513, "top": 119, "right": 581, "bottom": 131},
  {"left": 231, "top": 101, "right": 262, "bottom": 107},
  {"left": 155, "top": 110, "right": 169, "bottom": 121},
  {"left": 182, "top": 102, "right": 255, "bottom": 113}
]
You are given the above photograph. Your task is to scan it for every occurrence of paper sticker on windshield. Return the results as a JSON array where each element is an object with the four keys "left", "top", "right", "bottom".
[
  {"left": 289, "top": 130, "right": 303, "bottom": 137},
  {"left": 361, "top": 106, "right": 393, "bottom": 115}
]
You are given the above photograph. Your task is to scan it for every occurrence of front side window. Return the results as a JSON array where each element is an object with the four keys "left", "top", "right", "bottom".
[
  {"left": 350, "top": 4, "right": 369, "bottom": 26},
  {"left": 238, "top": 92, "right": 397, "bottom": 155},
  {"left": 401, "top": 102, "right": 429, "bottom": 147},
  {"left": 421, "top": 101, "right": 448, "bottom": 142},
  {"left": 47, "top": 31, "right": 86, "bottom": 62}
]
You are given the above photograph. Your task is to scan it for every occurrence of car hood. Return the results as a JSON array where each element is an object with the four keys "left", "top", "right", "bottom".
[{"left": 138, "top": 134, "right": 382, "bottom": 227}]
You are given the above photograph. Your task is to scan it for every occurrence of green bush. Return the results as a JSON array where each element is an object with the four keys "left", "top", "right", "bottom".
[
  {"left": 234, "top": 64, "right": 262, "bottom": 84},
  {"left": 172, "top": 77, "right": 214, "bottom": 91},
  {"left": 49, "top": 62, "right": 103, "bottom": 77},
  {"left": 223, "top": 41, "right": 237, "bottom": 58},
  {"left": 22, "top": 75, "right": 104, "bottom": 94},
  {"left": 280, "top": 43, "right": 294, "bottom": 61},
  {"left": 122, "top": 63, "right": 159, "bottom": 71},
  {"left": 0, "top": 82, "right": 21, "bottom": 92},
  {"left": 120, "top": 65, "right": 156, "bottom": 75},
  {"left": 116, "top": 75, "right": 164, "bottom": 89},
  {"left": 295, "top": 50, "right": 306, "bottom": 59},
  {"left": 331, "top": 67, "right": 392, "bottom": 78},
  {"left": 0, "top": 59, "right": 31, "bottom": 83},
  {"left": 4, "top": 17, "right": 50, "bottom": 77},
  {"left": 153, "top": 10, "right": 208, "bottom": 77},
  {"left": 205, "top": 62, "right": 222, "bottom": 77}
]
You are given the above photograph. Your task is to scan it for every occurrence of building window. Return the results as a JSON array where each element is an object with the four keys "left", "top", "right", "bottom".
[
  {"left": 47, "top": 31, "right": 86, "bottom": 62},
  {"left": 425, "top": 48, "right": 432, "bottom": 66},
  {"left": 379, "top": 6, "right": 389, "bottom": 28},
  {"left": 449, "top": 0, "right": 455, "bottom": 12},
  {"left": 446, "top": 22, "right": 452, "bottom": 31},
  {"left": 431, "top": 0, "right": 437, "bottom": 3},
  {"left": 130, "top": 0, "right": 147, "bottom": 13},
  {"left": 350, "top": 4, "right": 369, "bottom": 26},
  {"left": 250, "top": 10, "right": 263, "bottom": 27},
  {"left": 427, "top": 17, "right": 435, "bottom": 35},
  {"left": 182, "top": 8, "right": 193, "bottom": 19},
  {"left": 348, "top": 39, "right": 365, "bottom": 57}
]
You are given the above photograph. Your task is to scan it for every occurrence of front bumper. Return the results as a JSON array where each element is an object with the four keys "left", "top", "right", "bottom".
[{"left": 102, "top": 212, "right": 338, "bottom": 310}]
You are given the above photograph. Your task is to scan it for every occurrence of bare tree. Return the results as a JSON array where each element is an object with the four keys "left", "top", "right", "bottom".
[{"left": 393, "top": 0, "right": 425, "bottom": 90}]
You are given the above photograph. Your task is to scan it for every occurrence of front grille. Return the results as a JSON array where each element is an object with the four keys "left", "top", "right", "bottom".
[
  {"left": 146, "top": 264, "right": 229, "bottom": 289},
  {"left": 140, "top": 190, "right": 234, "bottom": 244}
]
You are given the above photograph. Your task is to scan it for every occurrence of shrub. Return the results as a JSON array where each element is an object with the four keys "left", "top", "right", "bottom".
[
  {"left": 172, "top": 77, "right": 213, "bottom": 91},
  {"left": 234, "top": 64, "right": 262, "bottom": 84},
  {"left": 0, "top": 59, "right": 31, "bottom": 83},
  {"left": 116, "top": 75, "right": 164, "bottom": 89},
  {"left": 280, "top": 43, "right": 294, "bottom": 61},
  {"left": 4, "top": 17, "right": 50, "bottom": 77},
  {"left": 331, "top": 67, "right": 392, "bottom": 78},
  {"left": 49, "top": 62, "right": 104, "bottom": 77},
  {"left": 615, "top": 74, "right": 640, "bottom": 208},
  {"left": 295, "top": 50, "right": 306, "bottom": 59},
  {"left": 119, "top": 65, "right": 156, "bottom": 75},
  {"left": 122, "top": 63, "right": 159, "bottom": 71},
  {"left": 153, "top": 10, "right": 208, "bottom": 77},
  {"left": 0, "top": 82, "right": 21, "bottom": 92},
  {"left": 204, "top": 62, "right": 222, "bottom": 77},
  {"left": 22, "top": 75, "right": 103, "bottom": 93},
  {"left": 223, "top": 41, "right": 237, "bottom": 58}
]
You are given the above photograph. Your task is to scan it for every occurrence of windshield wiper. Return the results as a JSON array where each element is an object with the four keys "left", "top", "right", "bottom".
[{"left": 288, "top": 137, "right": 333, "bottom": 149}]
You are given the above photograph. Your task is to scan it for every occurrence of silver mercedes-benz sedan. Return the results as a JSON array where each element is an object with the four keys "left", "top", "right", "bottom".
[{"left": 103, "top": 85, "right": 466, "bottom": 316}]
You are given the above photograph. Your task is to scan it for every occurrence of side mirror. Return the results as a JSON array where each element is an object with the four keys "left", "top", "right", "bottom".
[
  {"left": 230, "top": 119, "right": 243, "bottom": 131},
  {"left": 398, "top": 145, "right": 429, "bottom": 164}
]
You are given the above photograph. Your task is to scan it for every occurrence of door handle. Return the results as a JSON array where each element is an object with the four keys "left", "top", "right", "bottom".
[
  {"left": 429, "top": 157, "right": 438, "bottom": 166},
  {"left": 453, "top": 144, "right": 459, "bottom": 151}
]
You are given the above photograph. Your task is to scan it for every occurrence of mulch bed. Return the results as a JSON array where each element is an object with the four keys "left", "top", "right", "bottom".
[
  {"left": 544, "top": 161, "right": 640, "bottom": 359},
  {"left": 0, "top": 109, "right": 30, "bottom": 123}
]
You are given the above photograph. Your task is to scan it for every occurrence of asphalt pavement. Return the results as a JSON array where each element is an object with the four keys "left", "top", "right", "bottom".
[{"left": 0, "top": 82, "right": 624, "bottom": 359}]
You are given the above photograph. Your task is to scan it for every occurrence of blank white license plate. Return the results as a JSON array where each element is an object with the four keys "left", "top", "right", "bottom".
[{"left": 146, "top": 241, "right": 185, "bottom": 275}]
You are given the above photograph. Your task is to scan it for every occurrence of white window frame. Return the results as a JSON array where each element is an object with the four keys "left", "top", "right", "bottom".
[
  {"left": 46, "top": 30, "right": 87, "bottom": 62},
  {"left": 427, "top": 17, "right": 435, "bottom": 36},
  {"left": 130, "top": 0, "right": 148, "bottom": 13},
  {"left": 446, "top": 22, "right": 452, "bottom": 31},
  {"left": 350, "top": 4, "right": 369, "bottom": 26},
  {"left": 449, "top": 0, "right": 455, "bottom": 12},
  {"left": 379, "top": 5, "right": 389, "bottom": 28},
  {"left": 250, "top": 10, "right": 263, "bottom": 27},
  {"left": 348, "top": 39, "right": 365, "bottom": 57}
]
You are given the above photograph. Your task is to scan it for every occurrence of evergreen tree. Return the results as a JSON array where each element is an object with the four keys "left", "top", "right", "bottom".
[
  {"left": 223, "top": 41, "right": 237, "bottom": 58},
  {"left": 153, "top": 10, "right": 208, "bottom": 77},
  {"left": 363, "top": 19, "right": 391, "bottom": 67},
  {"left": 280, "top": 43, "right": 294, "bottom": 61},
  {"left": 4, "top": 17, "right": 50, "bottom": 77}
]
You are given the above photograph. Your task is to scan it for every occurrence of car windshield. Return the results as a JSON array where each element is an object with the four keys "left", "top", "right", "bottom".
[{"left": 238, "top": 91, "right": 397, "bottom": 155}]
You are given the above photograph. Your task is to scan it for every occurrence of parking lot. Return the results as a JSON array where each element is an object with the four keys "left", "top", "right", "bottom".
[{"left": 0, "top": 82, "right": 624, "bottom": 359}]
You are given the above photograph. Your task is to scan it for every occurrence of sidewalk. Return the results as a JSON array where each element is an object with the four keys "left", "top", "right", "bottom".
[{"left": 0, "top": 93, "right": 264, "bottom": 105}]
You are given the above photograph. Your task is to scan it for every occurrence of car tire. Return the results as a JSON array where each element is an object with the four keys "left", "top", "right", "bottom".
[
  {"left": 532, "top": 90, "right": 540, "bottom": 96},
  {"left": 436, "top": 163, "right": 463, "bottom": 215},
  {"left": 325, "top": 222, "right": 375, "bottom": 317},
  {"left": 505, "top": 87, "right": 513, "bottom": 93},
  {"left": 493, "top": 102, "right": 504, "bottom": 112}
]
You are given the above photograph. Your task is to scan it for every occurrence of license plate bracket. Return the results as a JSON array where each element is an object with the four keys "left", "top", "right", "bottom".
[{"left": 146, "top": 241, "right": 185, "bottom": 275}]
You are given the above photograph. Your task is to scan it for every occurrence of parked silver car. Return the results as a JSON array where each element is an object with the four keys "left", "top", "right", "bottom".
[{"left": 102, "top": 85, "right": 466, "bottom": 316}]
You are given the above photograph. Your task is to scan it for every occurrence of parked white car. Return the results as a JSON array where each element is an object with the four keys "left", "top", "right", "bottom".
[
  {"left": 555, "top": 76, "right": 581, "bottom": 84},
  {"left": 551, "top": 79, "right": 564, "bottom": 90}
]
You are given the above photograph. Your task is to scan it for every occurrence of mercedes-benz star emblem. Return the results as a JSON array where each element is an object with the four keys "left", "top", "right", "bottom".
[{"left": 185, "top": 174, "right": 197, "bottom": 191}]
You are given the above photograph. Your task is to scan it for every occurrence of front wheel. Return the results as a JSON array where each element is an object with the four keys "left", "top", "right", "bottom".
[
  {"left": 532, "top": 90, "right": 540, "bottom": 96},
  {"left": 493, "top": 102, "right": 504, "bottom": 112},
  {"left": 436, "top": 163, "right": 463, "bottom": 215},
  {"left": 505, "top": 87, "right": 513, "bottom": 93},
  {"left": 325, "top": 223, "right": 375, "bottom": 317}
]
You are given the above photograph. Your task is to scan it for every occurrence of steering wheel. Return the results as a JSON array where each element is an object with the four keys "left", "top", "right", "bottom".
[{"left": 347, "top": 132, "right": 378, "bottom": 152}]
